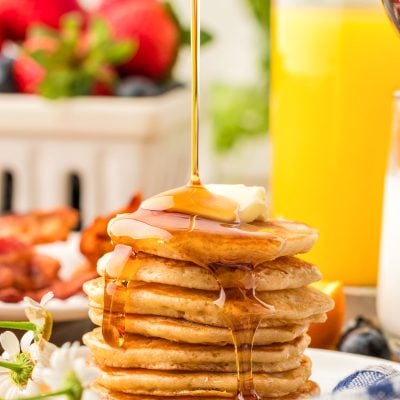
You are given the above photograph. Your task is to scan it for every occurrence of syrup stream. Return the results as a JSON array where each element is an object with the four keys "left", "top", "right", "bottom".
[
  {"left": 191, "top": 0, "right": 201, "bottom": 186},
  {"left": 102, "top": 1, "right": 270, "bottom": 398}
]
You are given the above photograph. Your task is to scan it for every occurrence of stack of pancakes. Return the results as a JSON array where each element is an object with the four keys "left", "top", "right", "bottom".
[{"left": 83, "top": 212, "right": 334, "bottom": 399}]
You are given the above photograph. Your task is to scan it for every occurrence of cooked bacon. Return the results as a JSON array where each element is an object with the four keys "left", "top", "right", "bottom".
[
  {"left": 0, "top": 237, "right": 33, "bottom": 268},
  {"left": 0, "top": 287, "right": 23, "bottom": 303},
  {"left": 0, "top": 196, "right": 143, "bottom": 303},
  {"left": 50, "top": 270, "right": 98, "bottom": 299},
  {"left": 26, "top": 270, "right": 98, "bottom": 302},
  {"left": 80, "top": 193, "right": 141, "bottom": 268},
  {"left": 29, "top": 254, "right": 61, "bottom": 291},
  {"left": 0, "top": 267, "right": 14, "bottom": 289},
  {"left": 0, "top": 207, "right": 79, "bottom": 245}
]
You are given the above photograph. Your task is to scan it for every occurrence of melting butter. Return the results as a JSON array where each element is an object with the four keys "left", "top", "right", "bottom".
[
  {"left": 141, "top": 184, "right": 269, "bottom": 224},
  {"left": 206, "top": 184, "right": 269, "bottom": 223},
  {"left": 141, "top": 184, "right": 239, "bottom": 223}
]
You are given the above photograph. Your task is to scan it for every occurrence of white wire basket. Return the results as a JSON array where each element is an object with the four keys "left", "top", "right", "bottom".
[{"left": 0, "top": 90, "right": 191, "bottom": 226}]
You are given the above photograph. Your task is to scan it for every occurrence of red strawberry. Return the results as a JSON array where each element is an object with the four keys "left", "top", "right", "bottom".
[
  {"left": 98, "top": 0, "right": 155, "bottom": 14},
  {"left": 13, "top": 56, "right": 44, "bottom": 94},
  {"left": 99, "top": 0, "right": 179, "bottom": 80},
  {"left": 13, "top": 35, "right": 57, "bottom": 94},
  {"left": 13, "top": 13, "right": 133, "bottom": 98},
  {"left": 0, "top": 0, "right": 83, "bottom": 41}
]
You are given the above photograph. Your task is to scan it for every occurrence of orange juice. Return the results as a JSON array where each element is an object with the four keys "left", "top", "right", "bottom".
[{"left": 270, "top": 0, "right": 400, "bottom": 285}]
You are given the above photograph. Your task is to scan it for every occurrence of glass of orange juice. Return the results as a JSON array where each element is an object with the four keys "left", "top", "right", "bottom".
[{"left": 270, "top": 0, "right": 400, "bottom": 285}]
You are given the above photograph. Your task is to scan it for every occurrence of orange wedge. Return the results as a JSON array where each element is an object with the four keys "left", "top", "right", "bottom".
[{"left": 308, "top": 280, "right": 345, "bottom": 349}]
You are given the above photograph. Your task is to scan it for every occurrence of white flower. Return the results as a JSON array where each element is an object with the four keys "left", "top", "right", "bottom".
[
  {"left": 35, "top": 342, "right": 99, "bottom": 400},
  {"left": 0, "top": 331, "right": 34, "bottom": 361},
  {"left": 24, "top": 292, "right": 54, "bottom": 341},
  {"left": 0, "top": 331, "right": 39, "bottom": 399}
]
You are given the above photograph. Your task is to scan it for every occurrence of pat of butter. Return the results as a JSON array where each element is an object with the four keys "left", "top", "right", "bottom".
[{"left": 206, "top": 184, "right": 269, "bottom": 223}]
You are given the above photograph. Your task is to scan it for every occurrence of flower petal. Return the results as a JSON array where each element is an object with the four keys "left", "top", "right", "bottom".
[
  {"left": 0, "top": 375, "right": 12, "bottom": 396},
  {"left": 24, "top": 380, "right": 40, "bottom": 396},
  {"left": 5, "top": 384, "right": 20, "bottom": 400},
  {"left": 0, "top": 332, "right": 20, "bottom": 357},
  {"left": 82, "top": 388, "right": 100, "bottom": 400},
  {"left": 31, "top": 340, "right": 57, "bottom": 366},
  {"left": 40, "top": 292, "right": 54, "bottom": 306},
  {"left": 74, "top": 359, "right": 99, "bottom": 386},
  {"left": 23, "top": 297, "right": 41, "bottom": 310},
  {"left": 20, "top": 331, "right": 34, "bottom": 353}
]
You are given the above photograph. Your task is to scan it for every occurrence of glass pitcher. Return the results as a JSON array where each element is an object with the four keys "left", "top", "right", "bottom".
[
  {"left": 377, "top": 92, "right": 400, "bottom": 353},
  {"left": 270, "top": 0, "right": 400, "bottom": 285}
]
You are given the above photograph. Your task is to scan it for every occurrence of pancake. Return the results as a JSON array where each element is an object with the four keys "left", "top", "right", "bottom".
[
  {"left": 109, "top": 210, "right": 318, "bottom": 266},
  {"left": 87, "top": 313, "right": 309, "bottom": 345},
  {"left": 97, "top": 357, "right": 312, "bottom": 397},
  {"left": 83, "top": 328, "right": 310, "bottom": 371},
  {"left": 97, "top": 252, "right": 322, "bottom": 291},
  {"left": 89, "top": 307, "right": 326, "bottom": 332},
  {"left": 94, "top": 380, "right": 320, "bottom": 399},
  {"left": 84, "top": 279, "right": 334, "bottom": 327}
]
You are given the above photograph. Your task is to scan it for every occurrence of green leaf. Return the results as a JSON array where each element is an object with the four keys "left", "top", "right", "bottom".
[
  {"left": 181, "top": 28, "right": 190, "bottom": 45},
  {"left": 211, "top": 84, "right": 269, "bottom": 153},
  {"left": 39, "top": 69, "right": 74, "bottom": 99},
  {"left": 27, "top": 25, "right": 58, "bottom": 39},
  {"left": 90, "top": 17, "right": 112, "bottom": 49},
  {"left": 164, "top": 1, "right": 182, "bottom": 31},
  {"left": 29, "top": 50, "right": 54, "bottom": 69},
  {"left": 165, "top": 1, "right": 213, "bottom": 47},
  {"left": 60, "top": 13, "right": 82, "bottom": 46},
  {"left": 102, "top": 41, "right": 136, "bottom": 64},
  {"left": 24, "top": 14, "right": 131, "bottom": 99},
  {"left": 245, "top": 0, "right": 271, "bottom": 30},
  {"left": 200, "top": 29, "right": 213, "bottom": 46},
  {"left": 181, "top": 29, "right": 213, "bottom": 46},
  {"left": 39, "top": 68, "right": 96, "bottom": 99}
]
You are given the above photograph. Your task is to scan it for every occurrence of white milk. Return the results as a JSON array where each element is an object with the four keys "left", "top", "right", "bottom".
[{"left": 377, "top": 172, "right": 400, "bottom": 345}]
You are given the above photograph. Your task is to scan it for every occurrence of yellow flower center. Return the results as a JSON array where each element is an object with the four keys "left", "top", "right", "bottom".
[{"left": 11, "top": 352, "right": 34, "bottom": 387}]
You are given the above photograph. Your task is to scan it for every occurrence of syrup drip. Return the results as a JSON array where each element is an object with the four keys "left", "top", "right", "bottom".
[
  {"left": 210, "top": 264, "right": 274, "bottom": 400},
  {"left": 102, "top": 0, "right": 271, "bottom": 398},
  {"left": 103, "top": 245, "right": 137, "bottom": 347}
]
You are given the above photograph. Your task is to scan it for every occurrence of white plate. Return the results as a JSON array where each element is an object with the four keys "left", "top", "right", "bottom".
[
  {"left": 0, "top": 233, "right": 89, "bottom": 322},
  {"left": 308, "top": 348, "right": 400, "bottom": 393}
]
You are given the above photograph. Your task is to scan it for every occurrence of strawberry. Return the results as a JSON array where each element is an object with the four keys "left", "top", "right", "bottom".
[
  {"left": 98, "top": 0, "right": 154, "bottom": 14},
  {"left": 0, "top": 0, "right": 83, "bottom": 41},
  {"left": 13, "top": 35, "right": 58, "bottom": 94},
  {"left": 13, "top": 15, "right": 135, "bottom": 98},
  {"left": 13, "top": 55, "right": 44, "bottom": 94},
  {"left": 98, "top": 0, "right": 180, "bottom": 80}
]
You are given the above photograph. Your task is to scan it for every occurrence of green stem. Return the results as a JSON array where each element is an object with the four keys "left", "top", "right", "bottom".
[
  {"left": 0, "top": 359, "right": 22, "bottom": 372},
  {"left": 0, "top": 321, "right": 37, "bottom": 332},
  {"left": 17, "top": 387, "right": 72, "bottom": 400}
]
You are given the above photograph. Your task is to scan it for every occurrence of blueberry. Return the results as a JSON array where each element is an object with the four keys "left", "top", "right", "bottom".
[
  {"left": 116, "top": 77, "right": 162, "bottom": 97},
  {"left": 0, "top": 57, "right": 17, "bottom": 93},
  {"left": 159, "top": 80, "right": 185, "bottom": 94},
  {"left": 338, "top": 317, "right": 391, "bottom": 360}
]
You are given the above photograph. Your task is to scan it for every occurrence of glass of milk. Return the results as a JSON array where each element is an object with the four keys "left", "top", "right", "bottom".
[{"left": 377, "top": 91, "right": 400, "bottom": 354}]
